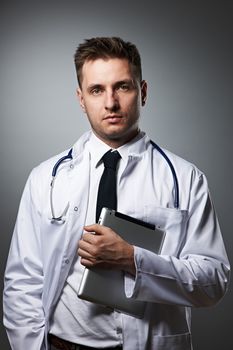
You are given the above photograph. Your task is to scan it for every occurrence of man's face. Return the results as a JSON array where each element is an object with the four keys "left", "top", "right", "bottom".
[{"left": 77, "top": 58, "right": 147, "bottom": 148}]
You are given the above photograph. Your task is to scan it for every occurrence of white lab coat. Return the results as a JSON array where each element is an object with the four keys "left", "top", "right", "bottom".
[{"left": 3, "top": 131, "right": 230, "bottom": 350}]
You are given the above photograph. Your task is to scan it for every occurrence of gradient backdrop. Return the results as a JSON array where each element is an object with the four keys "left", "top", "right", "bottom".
[{"left": 1, "top": 1, "right": 233, "bottom": 349}]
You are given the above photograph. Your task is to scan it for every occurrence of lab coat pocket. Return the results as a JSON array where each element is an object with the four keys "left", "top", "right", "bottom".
[{"left": 144, "top": 206, "right": 188, "bottom": 256}]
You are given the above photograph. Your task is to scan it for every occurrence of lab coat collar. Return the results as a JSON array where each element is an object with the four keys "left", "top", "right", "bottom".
[
  {"left": 117, "top": 131, "right": 149, "bottom": 162},
  {"left": 71, "top": 131, "right": 92, "bottom": 162}
]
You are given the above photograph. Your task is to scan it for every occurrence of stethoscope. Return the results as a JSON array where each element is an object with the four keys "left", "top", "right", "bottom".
[{"left": 50, "top": 141, "right": 179, "bottom": 223}]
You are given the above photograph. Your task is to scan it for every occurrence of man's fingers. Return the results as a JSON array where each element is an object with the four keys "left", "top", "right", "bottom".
[
  {"left": 81, "top": 232, "right": 96, "bottom": 244},
  {"left": 84, "top": 224, "right": 116, "bottom": 236},
  {"left": 78, "top": 246, "right": 92, "bottom": 259},
  {"left": 84, "top": 224, "right": 99, "bottom": 232},
  {"left": 78, "top": 239, "right": 98, "bottom": 258}
]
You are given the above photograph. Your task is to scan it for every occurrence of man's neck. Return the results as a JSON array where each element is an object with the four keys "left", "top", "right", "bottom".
[{"left": 92, "top": 129, "right": 140, "bottom": 149}]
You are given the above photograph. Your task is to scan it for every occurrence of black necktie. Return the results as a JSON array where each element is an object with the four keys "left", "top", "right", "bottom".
[{"left": 96, "top": 150, "right": 121, "bottom": 222}]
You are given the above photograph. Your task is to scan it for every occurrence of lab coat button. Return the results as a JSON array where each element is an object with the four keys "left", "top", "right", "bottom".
[
  {"left": 70, "top": 164, "right": 74, "bottom": 169},
  {"left": 74, "top": 206, "right": 78, "bottom": 212},
  {"left": 64, "top": 259, "right": 70, "bottom": 264}
]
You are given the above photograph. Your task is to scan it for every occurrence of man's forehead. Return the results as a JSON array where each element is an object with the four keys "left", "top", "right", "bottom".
[{"left": 81, "top": 58, "right": 136, "bottom": 85}]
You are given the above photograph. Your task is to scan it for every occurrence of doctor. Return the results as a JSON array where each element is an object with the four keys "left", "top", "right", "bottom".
[{"left": 3, "top": 37, "right": 230, "bottom": 350}]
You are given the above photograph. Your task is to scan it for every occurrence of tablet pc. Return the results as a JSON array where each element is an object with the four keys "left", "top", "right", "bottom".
[{"left": 78, "top": 207, "right": 165, "bottom": 318}]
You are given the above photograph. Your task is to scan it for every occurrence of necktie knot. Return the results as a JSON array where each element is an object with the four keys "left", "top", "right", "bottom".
[{"left": 102, "top": 150, "right": 121, "bottom": 170}]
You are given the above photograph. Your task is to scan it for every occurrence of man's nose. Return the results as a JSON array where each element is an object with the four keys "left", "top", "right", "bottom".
[{"left": 104, "top": 90, "right": 119, "bottom": 111}]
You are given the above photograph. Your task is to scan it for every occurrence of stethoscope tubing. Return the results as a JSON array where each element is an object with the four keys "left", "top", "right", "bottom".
[
  {"left": 150, "top": 141, "right": 179, "bottom": 209},
  {"left": 52, "top": 148, "right": 73, "bottom": 177}
]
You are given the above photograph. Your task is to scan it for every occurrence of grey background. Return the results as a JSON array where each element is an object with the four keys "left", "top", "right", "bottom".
[{"left": 1, "top": 0, "right": 233, "bottom": 349}]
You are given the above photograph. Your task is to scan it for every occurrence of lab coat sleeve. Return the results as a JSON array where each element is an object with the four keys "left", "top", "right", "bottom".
[
  {"left": 124, "top": 171, "right": 230, "bottom": 307},
  {"left": 3, "top": 169, "right": 46, "bottom": 350}
]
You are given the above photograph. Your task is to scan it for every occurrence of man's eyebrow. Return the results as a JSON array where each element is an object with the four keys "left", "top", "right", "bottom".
[
  {"left": 114, "top": 79, "right": 136, "bottom": 87},
  {"left": 87, "top": 83, "right": 103, "bottom": 91},
  {"left": 87, "top": 79, "right": 136, "bottom": 91},
  {"left": 115, "top": 79, "right": 134, "bottom": 84}
]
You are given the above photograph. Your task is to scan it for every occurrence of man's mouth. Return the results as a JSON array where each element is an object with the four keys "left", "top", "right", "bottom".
[{"left": 104, "top": 115, "right": 123, "bottom": 123}]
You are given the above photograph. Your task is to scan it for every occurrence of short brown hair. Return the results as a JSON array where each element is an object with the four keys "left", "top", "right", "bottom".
[{"left": 74, "top": 37, "right": 142, "bottom": 87}]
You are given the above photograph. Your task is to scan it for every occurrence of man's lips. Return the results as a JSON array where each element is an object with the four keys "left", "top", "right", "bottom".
[{"left": 103, "top": 115, "right": 123, "bottom": 123}]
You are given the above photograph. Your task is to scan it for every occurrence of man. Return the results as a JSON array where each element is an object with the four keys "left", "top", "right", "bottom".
[{"left": 3, "top": 37, "right": 230, "bottom": 350}]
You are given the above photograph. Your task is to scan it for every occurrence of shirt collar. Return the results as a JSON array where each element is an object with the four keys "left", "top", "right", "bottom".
[{"left": 86, "top": 130, "right": 149, "bottom": 168}]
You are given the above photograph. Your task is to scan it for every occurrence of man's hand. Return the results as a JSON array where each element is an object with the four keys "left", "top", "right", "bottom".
[{"left": 78, "top": 224, "right": 136, "bottom": 276}]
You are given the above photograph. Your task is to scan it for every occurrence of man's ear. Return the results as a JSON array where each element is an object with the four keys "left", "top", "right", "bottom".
[
  {"left": 77, "top": 88, "right": 86, "bottom": 113},
  {"left": 141, "top": 80, "right": 147, "bottom": 106}
]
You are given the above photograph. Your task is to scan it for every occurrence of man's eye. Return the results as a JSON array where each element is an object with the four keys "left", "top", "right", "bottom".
[
  {"left": 91, "top": 87, "right": 102, "bottom": 95},
  {"left": 118, "top": 84, "right": 130, "bottom": 91}
]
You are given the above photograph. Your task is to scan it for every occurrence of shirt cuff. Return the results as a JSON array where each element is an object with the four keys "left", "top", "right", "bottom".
[{"left": 124, "top": 246, "right": 142, "bottom": 298}]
